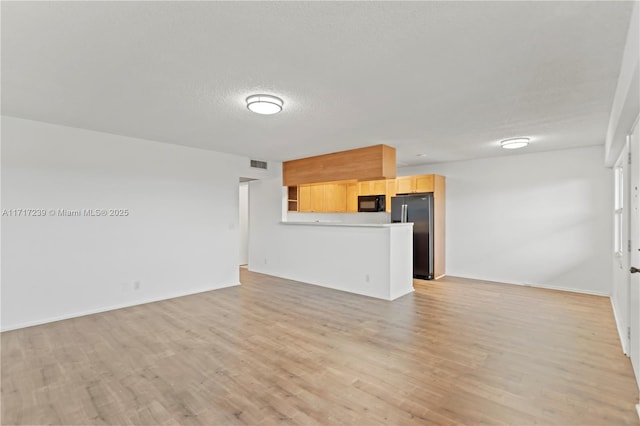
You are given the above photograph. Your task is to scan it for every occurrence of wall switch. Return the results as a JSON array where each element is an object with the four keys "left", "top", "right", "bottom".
[
  {"left": 365, "top": 274, "right": 370, "bottom": 283},
  {"left": 133, "top": 280, "right": 141, "bottom": 290}
]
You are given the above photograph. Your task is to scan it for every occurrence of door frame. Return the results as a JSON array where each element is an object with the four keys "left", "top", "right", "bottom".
[{"left": 628, "top": 116, "right": 640, "bottom": 395}]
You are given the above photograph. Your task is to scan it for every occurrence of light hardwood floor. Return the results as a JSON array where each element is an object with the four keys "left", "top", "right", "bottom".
[{"left": 2, "top": 270, "right": 638, "bottom": 425}]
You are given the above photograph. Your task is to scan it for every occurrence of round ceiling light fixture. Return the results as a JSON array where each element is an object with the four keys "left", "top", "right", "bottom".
[
  {"left": 500, "top": 137, "right": 530, "bottom": 150},
  {"left": 246, "top": 94, "right": 283, "bottom": 115}
]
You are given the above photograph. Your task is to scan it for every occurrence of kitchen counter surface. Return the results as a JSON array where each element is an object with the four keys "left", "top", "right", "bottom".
[{"left": 280, "top": 221, "right": 413, "bottom": 228}]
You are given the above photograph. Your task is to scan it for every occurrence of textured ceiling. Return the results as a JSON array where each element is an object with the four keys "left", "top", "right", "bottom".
[{"left": 1, "top": 1, "right": 634, "bottom": 166}]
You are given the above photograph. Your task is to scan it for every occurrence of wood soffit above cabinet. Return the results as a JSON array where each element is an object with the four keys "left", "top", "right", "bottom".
[{"left": 282, "top": 144, "right": 396, "bottom": 186}]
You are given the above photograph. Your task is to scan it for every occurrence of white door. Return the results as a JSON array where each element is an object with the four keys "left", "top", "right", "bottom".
[
  {"left": 614, "top": 141, "right": 631, "bottom": 354},
  {"left": 629, "top": 119, "right": 640, "bottom": 387}
]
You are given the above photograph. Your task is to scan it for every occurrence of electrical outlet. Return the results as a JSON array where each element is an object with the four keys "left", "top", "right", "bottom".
[
  {"left": 133, "top": 280, "right": 141, "bottom": 290},
  {"left": 264, "top": 258, "right": 268, "bottom": 265},
  {"left": 365, "top": 274, "right": 370, "bottom": 283}
]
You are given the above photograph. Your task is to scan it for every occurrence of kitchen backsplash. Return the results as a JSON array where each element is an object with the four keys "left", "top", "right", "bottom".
[{"left": 287, "top": 211, "right": 390, "bottom": 224}]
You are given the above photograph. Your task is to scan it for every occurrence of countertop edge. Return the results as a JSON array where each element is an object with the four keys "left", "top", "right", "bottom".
[{"left": 280, "top": 221, "right": 414, "bottom": 228}]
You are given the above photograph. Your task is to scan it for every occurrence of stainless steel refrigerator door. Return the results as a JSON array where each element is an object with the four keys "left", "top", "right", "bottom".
[
  {"left": 406, "top": 194, "right": 434, "bottom": 279},
  {"left": 390, "top": 196, "right": 406, "bottom": 223}
]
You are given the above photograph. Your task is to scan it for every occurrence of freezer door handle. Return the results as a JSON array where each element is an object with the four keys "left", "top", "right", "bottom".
[{"left": 401, "top": 204, "right": 408, "bottom": 223}]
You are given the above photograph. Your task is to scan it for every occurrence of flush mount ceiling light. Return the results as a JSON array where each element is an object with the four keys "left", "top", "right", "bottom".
[
  {"left": 416, "top": 153, "right": 428, "bottom": 157},
  {"left": 246, "top": 94, "right": 283, "bottom": 115},
  {"left": 500, "top": 138, "right": 530, "bottom": 150}
]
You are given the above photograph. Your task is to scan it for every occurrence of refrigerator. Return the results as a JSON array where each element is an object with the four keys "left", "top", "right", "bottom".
[{"left": 391, "top": 193, "right": 434, "bottom": 280}]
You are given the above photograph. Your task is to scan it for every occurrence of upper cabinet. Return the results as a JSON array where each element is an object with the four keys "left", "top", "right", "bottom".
[
  {"left": 395, "top": 174, "right": 434, "bottom": 194},
  {"left": 323, "top": 183, "right": 347, "bottom": 212},
  {"left": 297, "top": 182, "right": 349, "bottom": 213},
  {"left": 299, "top": 185, "right": 311, "bottom": 212},
  {"left": 289, "top": 174, "right": 442, "bottom": 213},
  {"left": 358, "top": 179, "right": 387, "bottom": 196},
  {"left": 283, "top": 145, "right": 396, "bottom": 186},
  {"left": 346, "top": 183, "right": 358, "bottom": 213},
  {"left": 310, "top": 184, "right": 326, "bottom": 212}
]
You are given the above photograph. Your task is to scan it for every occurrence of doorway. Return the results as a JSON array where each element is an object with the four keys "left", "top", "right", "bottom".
[{"left": 239, "top": 179, "right": 252, "bottom": 267}]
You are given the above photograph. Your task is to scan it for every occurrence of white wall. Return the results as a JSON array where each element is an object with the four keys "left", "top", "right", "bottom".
[
  {"left": 605, "top": 1, "right": 639, "bottom": 166},
  {"left": 1, "top": 116, "right": 276, "bottom": 330},
  {"left": 239, "top": 182, "right": 249, "bottom": 265},
  {"left": 399, "top": 146, "right": 612, "bottom": 295}
]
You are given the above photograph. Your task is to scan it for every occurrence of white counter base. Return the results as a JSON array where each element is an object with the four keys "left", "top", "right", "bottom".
[{"left": 252, "top": 222, "right": 414, "bottom": 301}]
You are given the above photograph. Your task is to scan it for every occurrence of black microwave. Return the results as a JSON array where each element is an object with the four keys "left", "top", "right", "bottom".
[{"left": 358, "top": 195, "right": 386, "bottom": 212}]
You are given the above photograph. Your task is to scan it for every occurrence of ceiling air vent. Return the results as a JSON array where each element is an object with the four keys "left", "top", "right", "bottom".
[{"left": 250, "top": 159, "right": 268, "bottom": 170}]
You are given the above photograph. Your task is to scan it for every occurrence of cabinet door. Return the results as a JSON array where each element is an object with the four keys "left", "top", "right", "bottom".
[
  {"left": 415, "top": 175, "right": 434, "bottom": 193},
  {"left": 385, "top": 179, "right": 396, "bottom": 212},
  {"left": 324, "top": 183, "right": 347, "bottom": 212},
  {"left": 310, "top": 184, "right": 325, "bottom": 212},
  {"left": 358, "top": 181, "right": 372, "bottom": 196},
  {"left": 346, "top": 183, "right": 358, "bottom": 213},
  {"left": 299, "top": 185, "right": 311, "bottom": 212},
  {"left": 371, "top": 180, "right": 386, "bottom": 195},
  {"left": 395, "top": 176, "right": 415, "bottom": 194}
]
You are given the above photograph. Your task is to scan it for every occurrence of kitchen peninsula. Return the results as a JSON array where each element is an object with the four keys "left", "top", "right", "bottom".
[
  {"left": 279, "top": 221, "right": 414, "bottom": 300},
  {"left": 254, "top": 144, "right": 444, "bottom": 302}
]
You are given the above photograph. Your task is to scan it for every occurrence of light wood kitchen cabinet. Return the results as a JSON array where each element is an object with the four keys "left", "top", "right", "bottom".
[
  {"left": 357, "top": 181, "right": 369, "bottom": 196},
  {"left": 346, "top": 183, "right": 358, "bottom": 213},
  {"left": 358, "top": 180, "right": 387, "bottom": 196},
  {"left": 310, "top": 184, "right": 325, "bottom": 212},
  {"left": 296, "top": 182, "right": 349, "bottom": 212},
  {"left": 433, "top": 174, "right": 446, "bottom": 279},
  {"left": 395, "top": 176, "right": 415, "bottom": 194},
  {"left": 299, "top": 185, "right": 311, "bottom": 212},
  {"left": 415, "top": 175, "right": 434, "bottom": 192},
  {"left": 395, "top": 174, "right": 434, "bottom": 194},
  {"left": 324, "top": 183, "right": 347, "bottom": 212},
  {"left": 386, "top": 179, "right": 397, "bottom": 212},
  {"left": 292, "top": 174, "right": 437, "bottom": 213},
  {"left": 283, "top": 144, "right": 396, "bottom": 186}
]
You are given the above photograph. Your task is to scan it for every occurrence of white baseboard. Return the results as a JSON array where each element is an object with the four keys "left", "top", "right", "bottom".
[
  {"left": 611, "top": 297, "right": 630, "bottom": 355},
  {"left": 1, "top": 282, "right": 240, "bottom": 332},
  {"left": 636, "top": 403, "right": 640, "bottom": 421},
  {"left": 449, "top": 274, "right": 610, "bottom": 297}
]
